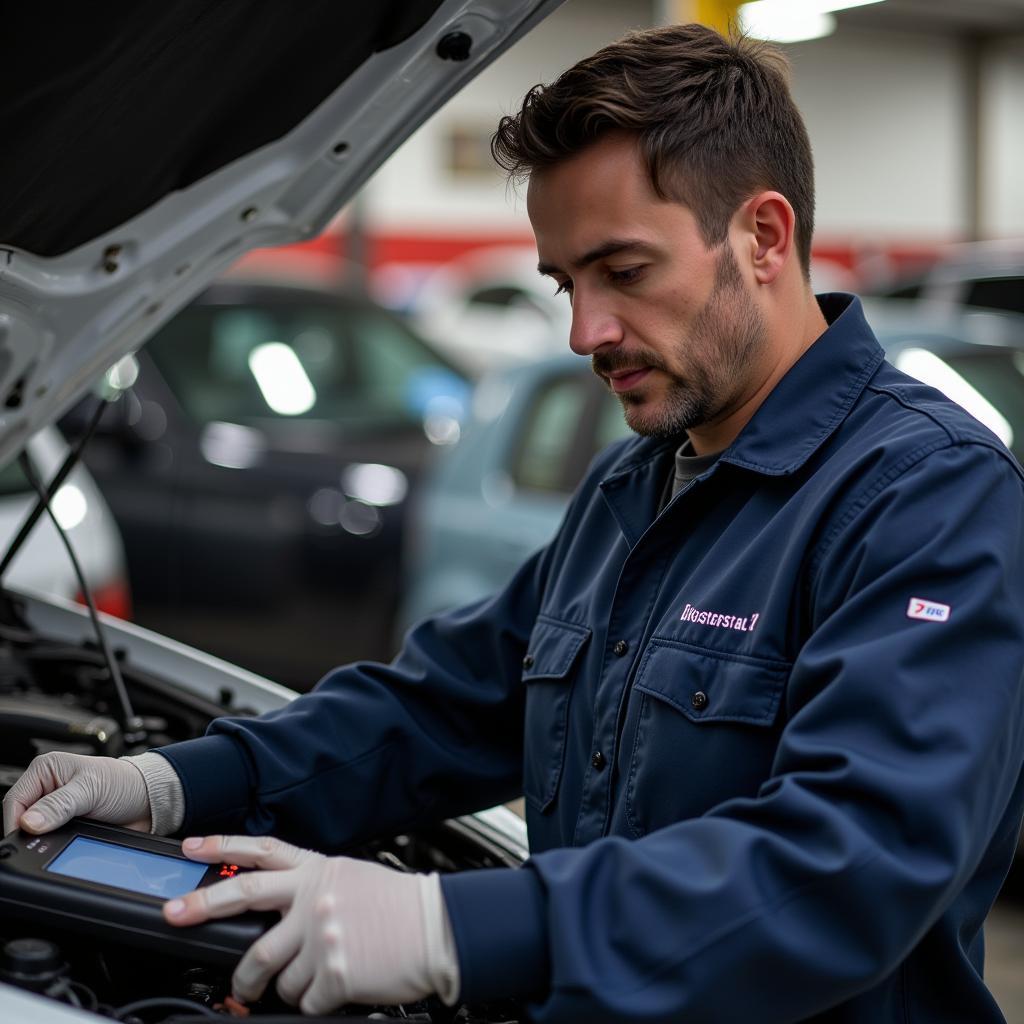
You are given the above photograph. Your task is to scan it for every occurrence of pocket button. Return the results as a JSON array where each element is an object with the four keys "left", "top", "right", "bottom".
[
  {"left": 522, "top": 654, "right": 535, "bottom": 670},
  {"left": 690, "top": 690, "right": 708, "bottom": 711}
]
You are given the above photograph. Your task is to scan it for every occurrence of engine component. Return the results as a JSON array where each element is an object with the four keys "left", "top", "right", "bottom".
[{"left": 0, "top": 936, "right": 68, "bottom": 994}]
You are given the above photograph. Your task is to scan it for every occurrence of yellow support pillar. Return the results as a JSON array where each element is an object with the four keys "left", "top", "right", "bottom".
[{"left": 658, "top": 0, "right": 743, "bottom": 33}]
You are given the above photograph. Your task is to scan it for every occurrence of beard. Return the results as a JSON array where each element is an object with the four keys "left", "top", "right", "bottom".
[{"left": 594, "top": 246, "right": 768, "bottom": 439}]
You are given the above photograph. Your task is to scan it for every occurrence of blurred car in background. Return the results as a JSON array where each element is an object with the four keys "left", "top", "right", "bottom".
[
  {"left": 867, "top": 240, "right": 1024, "bottom": 316},
  {"left": 62, "top": 269, "right": 471, "bottom": 690},
  {"left": 399, "top": 298, "right": 1024, "bottom": 630},
  {"left": 0, "top": 429, "right": 129, "bottom": 617},
  {"left": 398, "top": 353, "right": 628, "bottom": 632},
  {"left": 405, "top": 246, "right": 571, "bottom": 376}
]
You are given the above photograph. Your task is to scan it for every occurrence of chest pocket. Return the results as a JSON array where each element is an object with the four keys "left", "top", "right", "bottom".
[
  {"left": 522, "top": 616, "right": 590, "bottom": 814},
  {"left": 622, "top": 639, "right": 790, "bottom": 837}
]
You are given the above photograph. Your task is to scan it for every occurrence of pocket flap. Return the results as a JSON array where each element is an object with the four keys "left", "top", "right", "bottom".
[
  {"left": 634, "top": 640, "right": 788, "bottom": 726},
  {"left": 523, "top": 617, "right": 591, "bottom": 681}
]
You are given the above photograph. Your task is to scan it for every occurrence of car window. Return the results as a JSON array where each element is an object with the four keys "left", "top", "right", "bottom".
[
  {"left": 592, "top": 391, "right": 632, "bottom": 457},
  {"left": 879, "top": 281, "right": 924, "bottom": 300},
  {"left": 145, "top": 300, "right": 462, "bottom": 429},
  {"left": 351, "top": 310, "right": 463, "bottom": 418},
  {"left": 467, "top": 285, "right": 524, "bottom": 308},
  {"left": 894, "top": 347, "right": 1024, "bottom": 460},
  {"left": 511, "top": 374, "right": 591, "bottom": 494},
  {"left": 963, "top": 277, "right": 1024, "bottom": 316},
  {"left": 0, "top": 458, "right": 29, "bottom": 498},
  {"left": 467, "top": 285, "right": 546, "bottom": 316}
]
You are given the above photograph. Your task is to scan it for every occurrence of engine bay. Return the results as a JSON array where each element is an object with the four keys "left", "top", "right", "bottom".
[{"left": 0, "top": 594, "right": 525, "bottom": 1024}]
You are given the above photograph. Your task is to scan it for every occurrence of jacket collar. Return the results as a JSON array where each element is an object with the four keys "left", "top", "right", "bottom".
[
  {"left": 598, "top": 294, "right": 883, "bottom": 545},
  {"left": 719, "top": 293, "right": 884, "bottom": 475}
]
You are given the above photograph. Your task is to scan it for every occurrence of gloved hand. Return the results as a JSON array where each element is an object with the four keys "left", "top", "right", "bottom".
[
  {"left": 164, "top": 835, "right": 460, "bottom": 1015},
  {"left": 2, "top": 752, "right": 151, "bottom": 835}
]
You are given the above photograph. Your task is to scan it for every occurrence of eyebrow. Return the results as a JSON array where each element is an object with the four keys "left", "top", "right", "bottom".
[{"left": 537, "top": 239, "right": 656, "bottom": 277}]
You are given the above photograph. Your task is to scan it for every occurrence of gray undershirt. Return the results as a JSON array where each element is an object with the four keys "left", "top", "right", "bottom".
[{"left": 660, "top": 439, "right": 721, "bottom": 511}]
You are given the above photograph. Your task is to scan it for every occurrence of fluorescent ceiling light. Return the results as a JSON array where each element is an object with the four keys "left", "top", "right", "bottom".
[
  {"left": 248, "top": 342, "right": 316, "bottom": 416},
  {"left": 821, "top": 0, "right": 887, "bottom": 8},
  {"left": 895, "top": 348, "right": 1013, "bottom": 448},
  {"left": 739, "top": 0, "right": 886, "bottom": 44}
]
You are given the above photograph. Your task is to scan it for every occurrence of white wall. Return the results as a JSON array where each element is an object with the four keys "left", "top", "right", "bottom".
[
  {"left": 787, "top": 27, "right": 970, "bottom": 244},
  {"left": 364, "top": 0, "right": 652, "bottom": 234},
  {"left": 360, "top": 3, "right": 1024, "bottom": 249},
  {"left": 982, "top": 34, "right": 1024, "bottom": 237}
]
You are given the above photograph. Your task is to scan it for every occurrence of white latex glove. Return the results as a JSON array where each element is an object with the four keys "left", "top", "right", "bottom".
[
  {"left": 2, "top": 752, "right": 151, "bottom": 835},
  {"left": 164, "top": 834, "right": 460, "bottom": 1015}
]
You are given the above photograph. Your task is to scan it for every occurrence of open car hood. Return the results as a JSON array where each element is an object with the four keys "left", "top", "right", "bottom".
[{"left": 0, "top": 0, "right": 562, "bottom": 469}]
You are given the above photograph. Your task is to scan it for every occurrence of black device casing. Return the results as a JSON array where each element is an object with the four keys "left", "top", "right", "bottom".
[{"left": 0, "top": 818, "right": 271, "bottom": 966}]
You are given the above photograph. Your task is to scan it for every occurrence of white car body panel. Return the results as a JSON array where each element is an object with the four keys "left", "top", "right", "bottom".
[{"left": 0, "top": 0, "right": 564, "bottom": 470}]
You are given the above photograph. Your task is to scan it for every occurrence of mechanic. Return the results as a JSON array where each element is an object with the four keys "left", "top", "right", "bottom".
[{"left": 6, "top": 23, "right": 1024, "bottom": 1024}]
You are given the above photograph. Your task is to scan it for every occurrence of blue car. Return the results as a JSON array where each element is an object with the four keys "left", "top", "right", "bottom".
[{"left": 399, "top": 299, "right": 1024, "bottom": 631}]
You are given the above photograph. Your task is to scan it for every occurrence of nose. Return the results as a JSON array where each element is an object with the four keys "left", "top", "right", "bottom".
[{"left": 568, "top": 291, "right": 624, "bottom": 356}]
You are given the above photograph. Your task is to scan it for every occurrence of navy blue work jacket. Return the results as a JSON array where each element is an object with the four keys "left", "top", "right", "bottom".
[{"left": 161, "top": 295, "right": 1024, "bottom": 1023}]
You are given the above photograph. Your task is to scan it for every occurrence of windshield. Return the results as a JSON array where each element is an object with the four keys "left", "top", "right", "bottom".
[
  {"left": 145, "top": 299, "right": 465, "bottom": 432},
  {"left": 894, "top": 347, "right": 1024, "bottom": 460},
  {"left": 0, "top": 458, "right": 30, "bottom": 499}
]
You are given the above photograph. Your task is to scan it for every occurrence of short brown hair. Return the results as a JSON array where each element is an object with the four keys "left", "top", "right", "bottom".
[{"left": 492, "top": 23, "right": 815, "bottom": 276}]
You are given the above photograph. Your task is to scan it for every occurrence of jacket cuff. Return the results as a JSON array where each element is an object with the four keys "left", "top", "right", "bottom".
[
  {"left": 440, "top": 866, "right": 550, "bottom": 1002},
  {"left": 121, "top": 751, "right": 185, "bottom": 835},
  {"left": 420, "top": 873, "right": 461, "bottom": 1005},
  {"left": 155, "top": 734, "right": 252, "bottom": 834}
]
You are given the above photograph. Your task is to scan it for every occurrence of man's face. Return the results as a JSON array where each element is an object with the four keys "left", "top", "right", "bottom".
[{"left": 527, "top": 133, "right": 768, "bottom": 439}]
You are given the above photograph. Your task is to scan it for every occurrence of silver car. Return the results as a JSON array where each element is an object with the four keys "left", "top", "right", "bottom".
[{"left": 0, "top": 3, "right": 563, "bottom": 1021}]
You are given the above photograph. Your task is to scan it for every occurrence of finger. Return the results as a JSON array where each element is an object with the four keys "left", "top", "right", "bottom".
[
  {"left": 164, "top": 869, "right": 298, "bottom": 926},
  {"left": 2, "top": 792, "right": 26, "bottom": 835},
  {"left": 3, "top": 779, "right": 37, "bottom": 834},
  {"left": 299, "top": 942, "right": 348, "bottom": 1016},
  {"left": 3, "top": 757, "right": 60, "bottom": 833},
  {"left": 2, "top": 798, "right": 22, "bottom": 836},
  {"left": 271, "top": 925, "right": 318, "bottom": 1007},
  {"left": 179, "top": 834, "right": 315, "bottom": 870},
  {"left": 20, "top": 775, "right": 94, "bottom": 833},
  {"left": 276, "top": 949, "right": 317, "bottom": 1009},
  {"left": 232, "top": 915, "right": 303, "bottom": 1004},
  {"left": 299, "top": 893, "right": 349, "bottom": 1016}
]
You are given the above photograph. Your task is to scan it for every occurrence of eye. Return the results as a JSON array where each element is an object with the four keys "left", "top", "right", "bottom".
[
  {"left": 608, "top": 266, "right": 645, "bottom": 286},
  {"left": 553, "top": 279, "right": 573, "bottom": 298}
]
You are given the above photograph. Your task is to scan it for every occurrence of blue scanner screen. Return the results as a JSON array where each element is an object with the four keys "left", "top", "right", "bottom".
[{"left": 46, "top": 836, "right": 207, "bottom": 900}]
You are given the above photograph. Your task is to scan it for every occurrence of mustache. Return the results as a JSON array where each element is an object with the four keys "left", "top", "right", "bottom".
[{"left": 592, "top": 348, "right": 666, "bottom": 378}]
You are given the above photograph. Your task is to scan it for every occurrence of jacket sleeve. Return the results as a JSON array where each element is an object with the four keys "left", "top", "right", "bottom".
[
  {"left": 154, "top": 436, "right": 636, "bottom": 847},
  {"left": 156, "top": 536, "right": 555, "bottom": 849},
  {"left": 441, "top": 442, "right": 1024, "bottom": 1022}
]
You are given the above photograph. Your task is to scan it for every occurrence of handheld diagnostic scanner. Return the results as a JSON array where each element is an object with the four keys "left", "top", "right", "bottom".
[{"left": 0, "top": 818, "right": 271, "bottom": 966}]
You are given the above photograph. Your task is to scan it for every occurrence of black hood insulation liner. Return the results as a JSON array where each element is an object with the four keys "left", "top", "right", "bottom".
[{"left": 0, "top": 1, "right": 444, "bottom": 257}]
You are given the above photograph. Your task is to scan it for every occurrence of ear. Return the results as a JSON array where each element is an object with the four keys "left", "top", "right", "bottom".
[{"left": 737, "top": 191, "right": 795, "bottom": 285}]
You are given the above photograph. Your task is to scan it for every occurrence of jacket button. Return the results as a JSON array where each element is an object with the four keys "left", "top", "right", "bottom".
[
  {"left": 612, "top": 640, "right": 629, "bottom": 657},
  {"left": 522, "top": 654, "right": 534, "bottom": 670},
  {"left": 591, "top": 751, "right": 607, "bottom": 771},
  {"left": 691, "top": 690, "right": 708, "bottom": 710}
]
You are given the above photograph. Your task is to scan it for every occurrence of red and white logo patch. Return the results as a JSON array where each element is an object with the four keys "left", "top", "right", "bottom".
[{"left": 906, "top": 597, "right": 951, "bottom": 623}]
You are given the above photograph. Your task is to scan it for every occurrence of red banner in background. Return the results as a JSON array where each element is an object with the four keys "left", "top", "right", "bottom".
[{"left": 239, "top": 228, "right": 950, "bottom": 298}]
